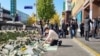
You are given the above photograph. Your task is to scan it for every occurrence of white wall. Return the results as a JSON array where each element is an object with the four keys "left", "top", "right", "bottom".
[{"left": 65, "top": 0, "right": 71, "bottom": 11}]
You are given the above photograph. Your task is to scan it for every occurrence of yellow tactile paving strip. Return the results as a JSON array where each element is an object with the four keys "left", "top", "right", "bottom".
[{"left": 73, "top": 38, "right": 100, "bottom": 56}]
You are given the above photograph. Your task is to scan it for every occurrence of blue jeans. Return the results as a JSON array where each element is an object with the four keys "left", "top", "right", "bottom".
[
  {"left": 59, "top": 32, "right": 63, "bottom": 38},
  {"left": 70, "top": 29, "right": 75, "bottom": 38},
  {"left": 62, "top": 30, "right": 66, "bottom": 38}
]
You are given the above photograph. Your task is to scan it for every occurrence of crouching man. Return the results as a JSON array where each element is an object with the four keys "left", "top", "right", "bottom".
[{"left": 43, "top": 27, "right": 62, "bottom": 46}]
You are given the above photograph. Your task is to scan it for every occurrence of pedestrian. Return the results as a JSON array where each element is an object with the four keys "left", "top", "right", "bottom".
[
  {"left": 40, "top": 20, "right": 44, "bottom": 35},
  {"left": 50, "top": 24, "right": 54, "bottom": 30},
  {"left": 80, "top": 23, "right": 84, "bottom": 37},
  {"left": 62, "top": 22, "right": 67, "bottom": 38},
  {"left": 92, "top": 18, "right": 98, "bottom": 38},
  {"left": 70, "top": 19, "right": 77, "bottom": 39},
  {"left": 97, "top": 17, "right": 100, "bottom": 32},
  {"left": 84, "top": 15, "right": 93, "bottom": 41},
  {"left": 74, "top": 20, "right": 78, "bottom": 37},
  {"left": 54, "top": 23, "right": 59, "bottom": 34},
  {"left": 58, "top": 27, "right": 63, "bottom": 38},
  {"left": 43, "top": 27, "right": 62, "bottom": 46},
  {"left": 95, "top": 17, "right": 100, "bottom": 38}
]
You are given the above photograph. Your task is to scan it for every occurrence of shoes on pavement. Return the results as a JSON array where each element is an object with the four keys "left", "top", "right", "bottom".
[
  {"left": 85, "top": 39, "right": 89, "bottom": 41},
  {"left": 58, "top": 40, "right": 62, "bottom": 46}
]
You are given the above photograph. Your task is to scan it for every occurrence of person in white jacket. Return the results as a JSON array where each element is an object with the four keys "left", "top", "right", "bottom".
[{"left": 44, "top": 27, "right": 62, "bottom": 46}]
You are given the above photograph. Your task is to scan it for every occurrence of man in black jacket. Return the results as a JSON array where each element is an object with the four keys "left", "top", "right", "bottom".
[{"left": 62, "top": 22, "right": 68, "bottom": 38}]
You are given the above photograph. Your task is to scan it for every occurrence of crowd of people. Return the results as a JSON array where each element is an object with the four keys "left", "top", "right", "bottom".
[
  {"left": 80, "top": 16, "right": 100, "bottom": 41},
  {"left": 42, "top": 16, "right": 100, "bottom": 46},
  {"left": 42, "top": 19, "right": 78, "bottom": 46},
  {"left": 46, "top": 19, "right": 78, "bottom": 39}
]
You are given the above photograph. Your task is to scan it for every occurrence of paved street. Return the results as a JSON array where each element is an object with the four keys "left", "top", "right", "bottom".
[
  {"left": 75, "top": 32, "right": 100, "bottom": 54},
  {"left": 76, "top": 37, "right": 100, "bottom": 53},
  {"left": 44, "top": 38, "right": 92, "bottom": 56},
  {"left": 0, "top": 0, "right": 100, "bottom": 56}
]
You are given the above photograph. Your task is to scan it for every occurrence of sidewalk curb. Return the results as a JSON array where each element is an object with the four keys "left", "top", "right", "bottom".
[{"left": 73, "top": 38, "right": 100, "bottom": 56}]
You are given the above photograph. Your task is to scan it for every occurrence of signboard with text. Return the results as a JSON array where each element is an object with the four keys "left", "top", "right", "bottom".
[{"left": 24, "top": 6, "right": 33, "bottom": 9}]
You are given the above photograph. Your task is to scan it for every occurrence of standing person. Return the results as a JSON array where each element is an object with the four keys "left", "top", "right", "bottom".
[
  {"left": 55, "top": 23, "right": 59, "bottom": 34},
  {"left": 84, "top": 15, "right": 93, "bottom": 41},
  {"left": 97, "top": 17, "right": 100, "bottom": 31},
  {"left": 62, "top": 22, "right": 67, "bottom": 38},
  {"left": 96, "top": 17, "right": 100, "bottom": 38},
  {"left": 40, "top": 20, "right": 44, "bottom": 35},
  {"left": 74, "top": 20, "right": 78, "bottom": 37},
  {"left": 58, "top": 27, "right": 63, "bottom": 38},
  {"left": 50, "top": 24, "right": 54, "bottom": 30},
  {"left": 92, "top": 18, "right": 98, "bottom": 38},
  {"left": 70, "top": 19, "right": 76, "bottom": 39},
  {"left": 80, "top": 23, "right": 84, "bottom": 37},
  {"left": 43, "top": 27, "right": 62, "bottom": 46}
]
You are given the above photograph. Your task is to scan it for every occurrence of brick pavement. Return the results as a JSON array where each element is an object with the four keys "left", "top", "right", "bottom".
[{"left": 44, "top": 39, "right": 92, "bottom": 56}]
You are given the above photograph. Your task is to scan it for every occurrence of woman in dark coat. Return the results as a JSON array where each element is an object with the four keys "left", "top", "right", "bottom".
[{"left": 84, "top": 16, "right": 93, "bottom": 41}]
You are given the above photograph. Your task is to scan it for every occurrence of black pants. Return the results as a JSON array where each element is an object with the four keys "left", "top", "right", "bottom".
[
  {"left": 50, "top": 39, "right": 62, "bottom": 46},
  {"left": 93, "top": 28, "right": 97, "bottom": 37},
  {"left": 80, "top": 30, "right": 84, "bottom": 37}
]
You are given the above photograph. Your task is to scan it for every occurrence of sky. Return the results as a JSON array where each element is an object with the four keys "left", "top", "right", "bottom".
[{"left": 0, "top": 0, "right": 63, "bottom": 16}]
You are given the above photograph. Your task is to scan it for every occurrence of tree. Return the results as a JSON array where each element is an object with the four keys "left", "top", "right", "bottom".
[
  {"left": 49, "top": 13, "right": 60, "bottom": 25},
  {"left": 27, "top": 14, "right": 37, "bottom": 25},
  {"left": 37, "top": 0, "right": 55, "bottom": 21}
]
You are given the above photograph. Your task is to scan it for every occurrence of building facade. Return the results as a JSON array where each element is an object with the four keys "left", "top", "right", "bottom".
[
  {"left": 65, "top": 0, "right": 72, "bottom": 11},
  {"left": 10, "top": 0, "right": 16, "bottom": 18},
  {"left": 62, "top": 0, "right": 72, "bottom": 23},
  {"left": 0, "top": 8, "right": 12, "bottom": 21},
  {"left": 71, "top": 0, "right": 85, "bottom": 26},
  {"left": 17, "top": 10, "right": 29, "bottom": 24},
  {"left": 71, "top": 0, "right": 100, "bottom": 24}
]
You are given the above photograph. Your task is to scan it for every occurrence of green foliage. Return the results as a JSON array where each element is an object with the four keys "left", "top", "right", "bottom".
[
  {"left": 6, "top": 32, "right": 16, "bottom": 40},
  {"left": 0, "top": 31, "right": 28, "bottom": 43},
  {"left": 0, "top": 32, "right": 8, "bottom": 43},
  {"left": 37, "top": 0, "right": 55, "bottom": 21},
  {"left": 0, "top": 30, "right": 40, "bottom": 44},
  {"left": 27, "top": 15, "right": 37, "bottom": 26},
  {"left": 50, "top": 13, "right": 60, "bottom": 25}
]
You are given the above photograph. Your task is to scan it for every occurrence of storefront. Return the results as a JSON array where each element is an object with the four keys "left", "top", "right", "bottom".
[
  {"left": 92, "top": 0, "right": 100, "bottom": 18},
  {"left": 76, "top": 11, "right": 82, "bottom": 26},
  {"left": 82, "top": 0, "right": 100, "bottom": 22},
  {"left": 71, "top": 0, "right": 85, "bottom": 17}
]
